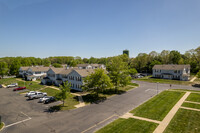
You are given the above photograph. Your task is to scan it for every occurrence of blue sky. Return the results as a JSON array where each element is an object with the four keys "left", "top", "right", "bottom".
[{"left": 0, "top": 0, "right": 200, "bottom": 58}]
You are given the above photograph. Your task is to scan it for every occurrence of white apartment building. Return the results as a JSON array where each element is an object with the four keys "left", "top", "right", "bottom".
[{"left": 152, "top": 64, "right": 190, "bottom": 81}]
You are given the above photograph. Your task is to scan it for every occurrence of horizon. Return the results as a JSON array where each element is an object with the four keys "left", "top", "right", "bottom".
[{"left": 0, "top": 0, "right": 200, "bottom": 58}]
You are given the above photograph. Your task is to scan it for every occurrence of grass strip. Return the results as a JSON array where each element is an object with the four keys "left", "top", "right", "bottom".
[
  {"left": 186, "top": 93, "right": 200, "bottom": 102},
  {"left": 96, "top": 118, "right": 158, "bottom": 133},
  {"left": 0, "top": 122, "right": 4, "bottom": 130},
  {"left": 171, "top": 89, "right": 200, "bottom": 93},
  {"left": 135, "top": 77, "right": 192, "bottom": 85},
  {"left": 164, "top": 109, "right": 200, "bottom": 133},
  {"left": 40, "top": 87, "right": 60, "bottom": 96},
  {"left": 130, "top": 91, "right": 185, "bottom": 121},
  {"left": 182, "top": 102, "right": 200, "bottom": 110}
]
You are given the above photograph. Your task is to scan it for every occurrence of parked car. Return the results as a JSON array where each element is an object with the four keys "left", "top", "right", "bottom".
[
  {"left": 44, "top": 96, "right": 55, "bottom": 104},
  {"left": 137, "top": 75, "right": 144, "bottom": 78},
  {"left": 28, "top": 92, "right": 47, "bottom": 100},
  {"left": 192, "top": 84, "right": 200, "bottom": 88},
  {"left": 7, "top": 83, "right": 18, "bottom": 88},
  {"left": 0, "top": 84, "right": 3, "bottom": 88},
  {"left": 13, "top": 87, "right": 26, "bottom": 91},
  {"left": 38, "top": 96, "right": 51, "bottom": 103},
  {"left": 26, "top": 91, "right": 37, "bottom": 97}
]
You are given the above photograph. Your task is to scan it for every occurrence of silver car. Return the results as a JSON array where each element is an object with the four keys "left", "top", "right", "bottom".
[{"left": 38, "top": 96, "right": 51, "bottom": 103}]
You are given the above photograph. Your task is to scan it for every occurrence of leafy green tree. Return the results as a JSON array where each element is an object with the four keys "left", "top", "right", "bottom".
[
  {"left": 169, "top": 50, "right": 181, "bottom": 64},
  {"left": 129, "top": 68, "right": 138, "bottom": 77},
  {"left": 52, "top": 63, "right": 62, "bottom": 68},
  {"left": 10, "top": 59, "right": 21, "bottom": 76},
  {"left": 119, "top": 71, "right": 132, "bottom": 87},
  {"left": 43, "top": 58, "right": 51, "bottom": 67},
  {"left": 197, "top": 70, "right": 200, "bottom": 78},
  {"left": 83, "top": 69, "right": 112, "bottom": 96},
  {"left": 56, "top": 81, "right": 71, "bottom": 106},
  {"left": 0, "top": 62, "right": 8, "bottom": 78},
  {"left": 149, "top": 60, "right": 161, "bottom": 73},
  {"left": 132, "top": 53, "right": 148, "bottom": 72},
  {"left": 107, "top": 56, "right": 129, "bottom": 91},
  {"left": 160, "top": 50, "right": 170, "bottom": 64},
  {"left": 69, "top": 60, "right": 77, "bottom": 67},
  {"left": 88, "top": 57, "right": 97, "bottom": 64}
]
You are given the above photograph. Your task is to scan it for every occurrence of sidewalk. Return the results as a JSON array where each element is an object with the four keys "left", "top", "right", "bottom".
[
  {"left": 153, "top": 92, "right": 191, "bottom": 133},
  {"left": 190, "top": 76, "right": 197, "bottom": 82}
]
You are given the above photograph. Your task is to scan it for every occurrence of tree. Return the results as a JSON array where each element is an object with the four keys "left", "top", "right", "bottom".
[
  {"left": 43, "top": 58, "right": 51, "bottom": 67},
  {"left": 56, "top": 81, "right": 71, "bottom": 106},
  {"left": 129, "top": 68, "right": 138, "bottom": 77},
  {"left": 119, "top": 71, "right": 132, "bottom": 87},
  {"left": 107, "top": 56, "right": 129, "bottom": 92},
  {"left": 160, "top": 50, "right": 170, "bottom": 64},
  {"left": 83, "top": 69, "right": 112, "bottom": 96},
  {"left": 169, "top": 50, "right": 181, "bottom": 64},
  {"left": 52, "top": 63, "right": 62, "bottom": 68},
  {"left": 132, "top": 53, "right": 148, "bottom": 72},
  {"left": 0, "top": 62, "right": 8, "bottom": 78},
  {"left": 10, "top": 59, "right": 21, "bottom": 76},
  {"left": 149, "top": 60, "right": 161, "bottom": 73}
]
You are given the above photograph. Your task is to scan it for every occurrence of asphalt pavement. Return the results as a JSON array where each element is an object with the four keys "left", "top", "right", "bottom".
[{"left": 0, "top": 81, "right": 199, "bottom": 133}]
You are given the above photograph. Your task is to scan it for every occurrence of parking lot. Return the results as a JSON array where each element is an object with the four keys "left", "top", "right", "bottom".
[{"left": 0, "top": 87, "right": 61, "bottom": 129}]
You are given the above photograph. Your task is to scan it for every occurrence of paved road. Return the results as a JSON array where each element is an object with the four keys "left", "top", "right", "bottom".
[{"left": 1, "top": 81, "right": 199, "bottom": 133}]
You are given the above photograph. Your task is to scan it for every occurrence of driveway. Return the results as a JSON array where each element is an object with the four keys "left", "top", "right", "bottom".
[{"left": 1, "top": 81, "right": 199, "bottom": 133}]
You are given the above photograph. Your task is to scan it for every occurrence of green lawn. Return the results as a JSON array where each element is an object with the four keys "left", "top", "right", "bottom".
[
  {"left": 172, "top": 89, "right": 200, "bottom": 93},
  {"left": 0, "top": 122, "right": 4, "bottom": 130},
  {"left": 186, "top": 93, "right": 200, "bottom": 102},
  {"left": 19, "top": 81, "right": 44, "bottom": 91},
  {"left": 130, "top": 91, "right": 185, "bottom": 121},
  {"left": 96, "top": 118, "right": 158, "bottom": 133},
  {"left": 0, "top": 78, "right": 19, "bottom": 85},
  {"left": 0, "top": 78, "right": 44, "bottom": 91},
  {"left": 49, "top": 94, "right": 79, "bottom": 111},
  {"left": 40, "top": 87, "right": 60, "bottom": 96},
  {"left": 164, "top": 109, "right": 200, "bottom": 133},
  {"left": 182, "top": 102, "right": 200, "bottom": 109},
  {"left": 135, "top": 76, "right": 192, "bottom": 85},
  {"left": 83, "top": 83, "right": 138, "bottom": 104}
]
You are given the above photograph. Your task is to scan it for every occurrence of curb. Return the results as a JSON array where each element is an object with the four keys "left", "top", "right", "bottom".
[{"left": 0, "top": 122, "right": 5, "bottom": 132}]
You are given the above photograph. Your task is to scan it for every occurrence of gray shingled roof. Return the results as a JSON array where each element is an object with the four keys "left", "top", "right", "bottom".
[
  {"left": 77, "top": 64, "right": 91, "bottom": 67},
  {"left": 20, "top": 67, "right": 30, "bottom": 71},
  {"left": 73, "top": 69, "right": 95, "bottom": 77},
  {"left": 152, "top": 64, "right": 190, "bottom": 70},
  {"left": 29, "top": 67, "right": 50, "bottom": 72},
  {"left": 59, "top": 69, "right": 73, "bottom": 75},
  {"left": 91, "top": 64, "right": 103, "bottom": 67},
  {"left": 50, "top": 67, "right": 65, "bottom": 74}
]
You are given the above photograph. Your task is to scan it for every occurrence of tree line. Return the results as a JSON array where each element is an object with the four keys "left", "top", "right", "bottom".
[{"left": 0, "top": 46, "right": 200, "bottom": 78}]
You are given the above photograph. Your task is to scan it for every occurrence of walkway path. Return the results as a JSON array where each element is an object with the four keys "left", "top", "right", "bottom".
[
  {"left": 180, "top": 106, "right": 200, "bottom": 112},
  {"left": 44, "top": 85, "right": 60, "bottom": 91},
  {"left": 73, "top": 93, "right": 86, "bottom": 108},
  {"left": 153, "top": 92, "right": 191, "bottom": 133},
  {"left": 185, "top": 101, "right": 200, "bottom": 105},
  {"left": 190, "top": 76, "right": 197, "bottom": 82},
  {"left": 120, "top": 112, "right": 161, "bottom": 124}
]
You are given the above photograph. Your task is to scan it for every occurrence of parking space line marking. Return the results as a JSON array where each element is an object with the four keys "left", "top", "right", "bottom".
[
  {"left": 81, "top": 114, "right": 118, "bottom": 133},
  {"left": 21, "top": 112, "right": 31, "bottom": 119},
  {"left": 5, "top": 112, "right": 32, "bottom": 128}
]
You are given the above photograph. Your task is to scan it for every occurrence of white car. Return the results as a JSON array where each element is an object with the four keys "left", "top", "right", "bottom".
[
  {"left": 38, "top": 96, "right": 51, "bottom": 103},
  {"left": 26, "top": 91, "right": 37, "bottom": 97},
  {"left": 28, "top": 92, "right": 47, "bottom": 100},
  {"left": 7, "top": 83, "right": 18, "bottom": 88}
]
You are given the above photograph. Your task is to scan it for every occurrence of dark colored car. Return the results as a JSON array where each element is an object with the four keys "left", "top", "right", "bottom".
[
  {"left": 13, "top": 87, "right": 26, "bottom": 91},
  {"left": 44, "top": 97, "right": 55, "bottom": 104}
]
